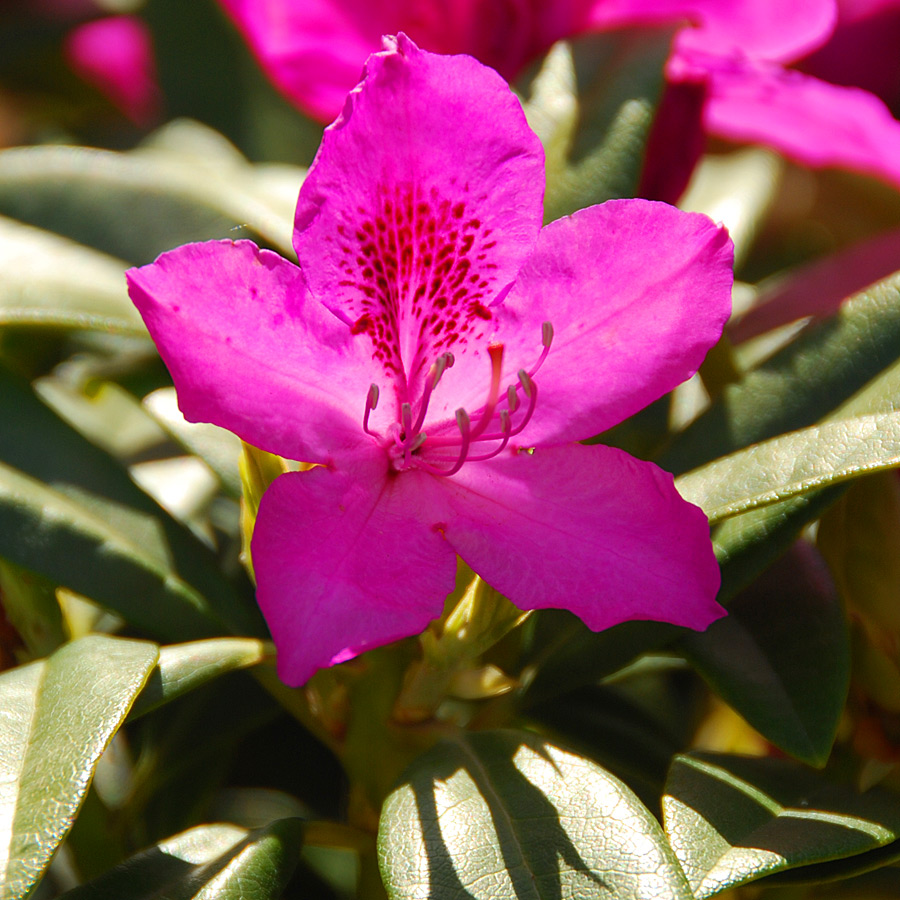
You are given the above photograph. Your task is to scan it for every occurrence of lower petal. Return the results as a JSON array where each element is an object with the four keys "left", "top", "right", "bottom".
[
  {"left": 252, "top": 451, "right": 457, "bottom": 686},
  {"left": 438, "top": 443, "right": 724, "bottom": 632}
]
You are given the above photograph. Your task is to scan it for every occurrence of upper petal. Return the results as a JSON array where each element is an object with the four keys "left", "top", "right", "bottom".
[
  {"left": 127, "top": 239, "right": 378, "bottom": 465},
  {"left": 587, "top": 0, "right": 836, "bottom": 62},
  {"left": 293, "top": 34, "right": 545, "bottom": 409},
  {"left": 252, "top": 449, "right": 457, "bottom": 686},
  {"left": 437, "top": 443, "right": 724, "bottom": 632},
  {"left": 696, "top": 52, "right": 900, "bottom": 189},
  {"left": 494, "top": 199, "right": 733, "bottom": 446}
]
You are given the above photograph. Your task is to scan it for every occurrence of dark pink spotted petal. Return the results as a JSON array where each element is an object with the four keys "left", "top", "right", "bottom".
[
  {"left": 127, "top": 240, "right": 380, "bottom": 465},
  {"left": 493, "top": 200, "right": 733, "bottom": 446},
  {"left": 294, "top": 33, "right": 545, "bottom": 412},
  {"left": 252, "top": 450, "right": 457, "bottom": 686},
  {"left": 438, "top": 443, "right": 724, "bottom": 632}
]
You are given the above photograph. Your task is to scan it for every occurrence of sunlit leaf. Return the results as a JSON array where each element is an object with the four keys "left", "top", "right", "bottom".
[
  {"left": 0, "top": 635, "right": 158, "bottom": 900},
  {"left": 128, "top": 638, "right": 268, "bottom": 720},
  {"left": 663, "top": 753, "right": 900, "bottom": 898},
  {"left": 0, "top": 141, "right": 298, "bottom": 263},
  {"left": 58, "top": 819, "right": 304, "bottom": 900},
  {"left": 379, "top": 729, "right": 693, "bottom": 900},
  {"left": 676, "top": 412, "right": 900, "bottom": 524},
  {"left": 662, "top": 270, "right": 900, "bottom": 476},
  {"left": 0, "top": 216, "right": 144, "bottom": 334}
]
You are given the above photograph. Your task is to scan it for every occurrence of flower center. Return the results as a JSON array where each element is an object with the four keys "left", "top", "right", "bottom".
[{"left": 363, "top": 322, "right": 553, "bottom": 476}]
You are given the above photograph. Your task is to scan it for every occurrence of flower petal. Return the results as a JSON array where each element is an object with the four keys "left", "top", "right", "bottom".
[
  {"left": 495, "top": 199, "right": 733, "bottom": 445},
  {"left": 438, "top": 443, "right": 724, "bottom": 632},
  {"left": 127, "top": 239, "right": 377, "bottom": 465},
  {"left": 697, "top": 53, "right": 900, "bottom": 188},
  {"left": 294, "top": 34, "right": 545, "bottom": 409},
  {"left": 252, "top": 451, "right": 457, "bottom": 686},
  {"left": 587, "top": 0, "right": 836, "bottom": 62}
]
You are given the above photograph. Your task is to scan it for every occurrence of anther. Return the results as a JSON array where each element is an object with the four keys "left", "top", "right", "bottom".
[
  {"left": 363, "top": 383, "right": 380, "bottom": 435},
  {"left": 529, "top": 321, "right": 554, "bottom": 377}
]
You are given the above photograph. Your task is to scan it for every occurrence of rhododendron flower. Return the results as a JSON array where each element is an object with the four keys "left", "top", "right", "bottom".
[
  {"left": 217, "top": 0, "right": 900, "bottom": 191},
  {"left": 127, "top": 36, "right": 733, "bottom": 686}
]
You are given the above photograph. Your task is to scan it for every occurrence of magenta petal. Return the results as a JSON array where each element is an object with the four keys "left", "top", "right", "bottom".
[
  {"left": 495, "top": 200, "right": 733, "bottom": 445},
  {"left": 64, "top": 16, "right": 161, "bottom": 126},
  {"left": 698, "top": 53, "right": 900, "bottom": 188},
  {"left": 438, "top": 443, "right": 724, "bottom": 631},
  {"left": 252, "top": 452, "right": 457, "bottom": 686},
  {"left": 587, "top": 0, "right": 836, "bottom": 61},
  {"left": 294, "top": 34, "right": 544, "bottom": 402},
  {"left": 217, "top": 0, "right": 384, "bottom": 122},
  {"left": 127, "top": 240, "right": 378, "bottom": 464}
]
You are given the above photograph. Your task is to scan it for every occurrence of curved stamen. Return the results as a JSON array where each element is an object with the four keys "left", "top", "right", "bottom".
[
  {"left": 415, "top": 409, "right": 471, "bottom": 477},
  {"left": 458, "top": 409, "right": 512, "bottom": 462},
  {"left": 467, "top": 343, "right": 505, "bottom": 441},
  {"left": 468, "top": 372, "right": 538, "bottom": 441},
  {"left": 410, "top": 351, "right": 454, "bottom": 436},
  {"left": 528, "top": 321, "right": 554, "bottom": 378},
  {"left": 362, "top": 383, "right": 380, "bottom": 435}
]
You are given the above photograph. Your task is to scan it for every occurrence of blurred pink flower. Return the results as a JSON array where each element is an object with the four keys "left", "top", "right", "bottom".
[
  {"left": 64, "top": 15, "right": 161, "bottom": 125},
  {"left": 127, "top": 36, "right": 732, "bottom": 686},
  {"left": 216, "top": 0, "right": 900, "bottom": 191}
]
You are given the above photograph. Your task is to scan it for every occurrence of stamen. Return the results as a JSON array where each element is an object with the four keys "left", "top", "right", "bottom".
[
  {"left": 528, "top": 321, "right": 554, "bottom": 377},
  {"left": 468, "top": 343, "right": 505, "bottom": 441},
  {"left": 464, "top": 409, "right": 512, "bottom": 461},
  {"left": 363, "top": 383, "right": 380, "bottom": 435},
  {"left": 416, "top": 409, "right": 472, "bottom": 477},
  {"left": 411, "top": 351, "right": 454, "bottom": 436}
]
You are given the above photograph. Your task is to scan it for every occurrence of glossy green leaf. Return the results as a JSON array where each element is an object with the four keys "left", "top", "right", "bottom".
[
  {"left": 0, "top": 140, "right": 297, "bottom": 264},
  {"left": 128, "top": 638, "right": 268, "bottom": 720},
  {"left": 0, "top": 365, "right": 263, "bottom": 639},
  {"left": 682, "top": 545, "right": 850, "bottom": 765},
  {"left": 58, "top": 818, "right": 305, "bottom": 900},
  {"left": 0, "top": 216, "right": 144, "bottom": 334},
  {"left": 676, "top": 412, "right": 900, "bottom": 524},
  {"left": 526, "top": 28, "right": 673, "bottom": 223},
  {"left": 0, "top": 635, "right": 158, "bottom": 900},
  {"left": 662, "top": 270, "right": 900, "bottom": 475},
  {"left": 663, "top": 753, "right": 900, "bottom": 898},
  {"left": 0, "top": 461, "right": 227, "bottom": 640},
  {"left": 143, "top": 387, "right": 243, "bottom": 499},
  {"left": 378, "top": 729, "right": 693, "bottom": 900}
]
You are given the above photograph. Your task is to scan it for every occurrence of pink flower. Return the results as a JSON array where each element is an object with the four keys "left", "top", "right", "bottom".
[
  {"left": 64, "top": 15, "right": 161, "bottom": 126},
  {"left": 126, "top": 36, "right": 732, "bottom": 686},
  {"left": 216, "top": 0, "right": 900, "bottom": 192}
]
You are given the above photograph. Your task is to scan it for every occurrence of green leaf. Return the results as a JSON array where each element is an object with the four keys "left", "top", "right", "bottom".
[
  {"left": 143, "top": 388, "right": 243, "bottom": 499},
  {"left": 525, "top": 28, "right": 673, "bottom": 223},
  {"left": 0, "top": 216, "right": 145, "bottom": 334},
  {"left": 661, "top": 270, "right": 900, "bottom": 476},
  {"left": 0, "top": 365, "right": 263, "bottom": 639},
  {"left": 128, "top": 638, "right": 268, "bottom": 720},
  {"left": 0, "top": 635, "right": 158, "bottom": 900},
  {"left": 0, "top": 461, "right": 230, "bottom": 641},
  {"left": 676, "top": 412, "right": 900, "bottom": 524},
  {"left": 681, "top": 545, "right": 850, "bottom": 765},
  {"left": 663, "top": 753, "right": 900, "bottom": 898},
  {"left": 378, "top": 729, "right": 693, "bottom": 900},
  {"left": 0, "top": 141, "right": 298, "bottom": 264},
  {"left": 58, "top": 818, "right": 305, "bottom": 900}
]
